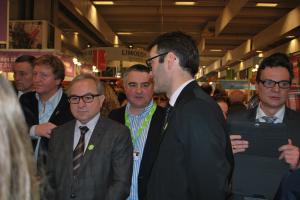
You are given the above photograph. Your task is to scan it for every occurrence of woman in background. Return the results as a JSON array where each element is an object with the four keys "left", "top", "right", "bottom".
[{"left": 0, "top": 76, "right": 39, "bottom": 200}]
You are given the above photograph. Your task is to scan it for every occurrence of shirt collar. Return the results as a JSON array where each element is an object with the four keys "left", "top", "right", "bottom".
[
  {"left": 256, "top": 103, "right": 285, "bottom": 123},
  {"left": 126, "top": 99, "right": 154, "bottom": 117},
  {"left": 75, "top": 112, "right": 100, "bottom": 133},
  {"left": 35, "top": 88, "right": 63, "bottom": 106},
  {"left": 169, "top": 79, "right": 194, "bottom": 106}
]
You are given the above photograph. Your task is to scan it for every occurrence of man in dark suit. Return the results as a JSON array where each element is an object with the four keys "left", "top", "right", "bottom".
[
  {"left": 12, "top": 54, "right": 35, "bottom": 98},
  {"left": 109, "top": 64, "right": 165, "bottom": 200},
  {"left": 145, "top": 31, "right": 233, "bottom": 200},
  {"left": 229, "top": 53, "right": 300, "bottom": 199},
  {"left": 19, "top": 54, "right": 73, "bottom": 166},
  {"left": 47, "top": 73, "right": 133, "bottom": 200}
]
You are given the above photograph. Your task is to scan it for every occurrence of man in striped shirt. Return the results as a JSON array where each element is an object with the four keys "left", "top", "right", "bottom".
[{"left": 109, "top": 64, "right": 165, "bottom": 200}]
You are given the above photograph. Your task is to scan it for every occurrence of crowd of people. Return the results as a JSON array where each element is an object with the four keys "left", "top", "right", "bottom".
[{"left": 1, "top": 31, "right": 300, "bottom": 200}]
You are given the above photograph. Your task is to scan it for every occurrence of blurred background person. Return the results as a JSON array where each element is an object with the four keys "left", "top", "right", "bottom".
[
  {"left": 12, "top": 54, "right": 35, "bottom": 98},
  {"left": 0, "top": 75, "right": 39, "bottom": 200},
  {"left": 153, "top": 93, "right": 169, "bottom": 108},
  {"left": 200, "top": 82, "right": 213, "bottom": 96},
  {"left": 228, "top": 89, "right": 247, "bottom": 115},
  {"left": 101, "top": 81, "right": 120, "bottom": 117},
  {"left": 214, "top": 94, "right": 230, "bottom": 120}
]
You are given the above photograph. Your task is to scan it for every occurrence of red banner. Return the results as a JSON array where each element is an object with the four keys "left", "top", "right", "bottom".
[{"left": 92, "top": 49, "right": 106, "bottom": 71}]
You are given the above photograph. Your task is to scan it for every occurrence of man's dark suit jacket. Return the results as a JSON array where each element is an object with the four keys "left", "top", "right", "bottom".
[
  {"left": 46, "top": 117, "right": 133, "bottom": 200},
  {"left": 228, "top": 107, "right": 300, "bottom": 200},
  {"left": 146, "top": 81, "right": 234, "bottom": 200},
  {"left": 19, "top": 91, "right": 74, "bottom": 167},
  {"left": 108, "top": 105, "right": 165, "bottom": 200}
]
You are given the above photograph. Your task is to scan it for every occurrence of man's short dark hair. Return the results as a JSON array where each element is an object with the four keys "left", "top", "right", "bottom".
[
  {"left": 256, "top": 52, "right": 294, "bottom": 82},
  {"left": 123, "top": 64, "right": 150, "bottom": 79},
  {"left": 147, "top": 31, "right": 199, "bottom": 76},
  {"left": 15, "top": 55, "right": 36, "bottom": 66},
  {"left": 33, "top": 54, "right": 65, "bottom": 82}
]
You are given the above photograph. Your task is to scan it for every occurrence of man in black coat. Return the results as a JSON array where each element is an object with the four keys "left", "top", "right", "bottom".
[
  {"left": 145, "top": 31, "right": 233, "bottom": 200},
  {"left": 109, "top": 64, "right": 165, "bottom": 200},
  {"left": 20, "top": 54, "right": 74, "bottom": 169},
  {"left": 229, "top": 53, "right": 300, "bottom": 199}
]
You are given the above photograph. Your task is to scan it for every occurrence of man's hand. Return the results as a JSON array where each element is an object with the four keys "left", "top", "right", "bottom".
[
  {"left": 279, "top": 139, "right": 300, "bottom": 170},
  {"left": 35, "top": 122, "right": 57, "bottom": 138},
  {"left": 230, "top": 134, "right": 249, "bottom": 154}
]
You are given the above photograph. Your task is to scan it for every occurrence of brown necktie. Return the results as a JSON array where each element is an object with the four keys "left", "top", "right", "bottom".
[{"left": 73, "top": 126, "right": 89, "bottom": 176}]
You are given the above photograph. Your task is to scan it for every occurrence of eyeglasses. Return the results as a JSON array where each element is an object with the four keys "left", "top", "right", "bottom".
[
  {"left": 68, "top": 94, "right": 101, "bottom": 104},
  {"left": 145, "top": 52, "right": 169, "bottom": 68},
  {"left": 259, "top": 79, "right": 291, "bottom": 89}
]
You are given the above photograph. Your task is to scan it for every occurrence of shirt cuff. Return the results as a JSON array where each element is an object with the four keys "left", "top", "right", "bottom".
[{"left": 29, "top": 125, "right": 39, "bottom": 139}]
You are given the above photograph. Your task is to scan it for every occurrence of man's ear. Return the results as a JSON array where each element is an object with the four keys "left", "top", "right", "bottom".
[{"left": 166, "top": 52, "right": 178, "bottom": 69}]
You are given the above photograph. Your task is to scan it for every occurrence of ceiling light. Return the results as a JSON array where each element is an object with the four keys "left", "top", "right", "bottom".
[
  {"left": 256, "top": 50, "right": 262, "bottom": 53},
  {"left": 209, "top": 49, "right": 222, "bottom": 52},
  {"left": 256, "top": 3, "right": 278, "bottom": 7},
  {"left": 286, "top": 35, "right": 295, "bottom": 39},
  {"left": 117, "top": 32, "right": 133, "bottom": 35},
  {"left": 93, "top": 1, "right": 114, "bottom": 5},
  {"left": 175, "top": 2, "right": 195, "bottom": 6}
]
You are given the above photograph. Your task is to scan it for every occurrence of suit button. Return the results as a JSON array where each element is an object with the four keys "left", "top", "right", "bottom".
[{"left": 70, "top": 193, "right": 76, "bottom": 198}]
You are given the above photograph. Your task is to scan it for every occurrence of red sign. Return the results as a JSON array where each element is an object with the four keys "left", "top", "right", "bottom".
[{"left": 92, "top": 49, "right": 106, "bottom": 70}]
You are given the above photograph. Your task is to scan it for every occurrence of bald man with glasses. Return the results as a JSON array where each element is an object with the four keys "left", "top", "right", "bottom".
[
  {"left": 228, "top": 53, "right": 300, "bottom": 200},
  {"left": 46, "top": 74, "right": 133, "bottom": 200}
]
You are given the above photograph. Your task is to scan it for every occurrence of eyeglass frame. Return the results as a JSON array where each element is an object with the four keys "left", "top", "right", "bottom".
[
  {"left": 145, "top": 52, "right": 169, "bottom": 69},
  {"left": 68, "top": 93, "right": 101, "bottom": 104},
  {"left": 258, "top": 79, "right": 291, "bottom": 89}
]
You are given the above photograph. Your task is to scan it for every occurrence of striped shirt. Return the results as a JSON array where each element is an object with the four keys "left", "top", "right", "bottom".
[{"left": 126, "top": 100, "right": 154, "bottom": 200}]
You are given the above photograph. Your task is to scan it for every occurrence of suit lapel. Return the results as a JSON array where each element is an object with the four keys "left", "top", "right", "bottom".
[
  {"left": 49, "top": 93, "right": 68, "bottom": 123},
  {"left": 65, "top": 121, "right": 76, "bottom": 176},
  {"left": 247, "top": 107, "right": 257, "bottom": 122}
]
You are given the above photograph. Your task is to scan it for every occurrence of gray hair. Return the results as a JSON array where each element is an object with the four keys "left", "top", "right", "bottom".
[{"left": 67, "top": 73, "right": 104, "bottom": 95}]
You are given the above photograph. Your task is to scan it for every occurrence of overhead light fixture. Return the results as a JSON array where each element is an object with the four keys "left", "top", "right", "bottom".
[
  {"left": 209, "top": 49, "right": 222, "bottom": 52},
  {"left": 175, "top": 2, "right": 195, "bottom": 6},
  {"left": 117, "top": 32, "right": 133, "bottom": 35},
  {"left": 93, "top": 1, "right": 114, "bottom": 5},
  {"left": 286, "top": 35, "right": 295, "bottom": 39},
  {"left": 256, "top": 3, "right": 278, "bottom": 7}
]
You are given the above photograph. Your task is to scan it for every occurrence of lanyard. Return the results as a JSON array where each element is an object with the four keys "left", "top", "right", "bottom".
[{"left": 125, "top": 103, "right": 157, "bottom": 145}]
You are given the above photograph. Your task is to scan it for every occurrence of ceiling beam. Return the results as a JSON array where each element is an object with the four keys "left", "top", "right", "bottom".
[
  {"left": 59, "top": 0, "right": 120, "bottom": 46},
  {"left": 205, "top": 5, "right": 300, "bottom": 74},
  {"left": 252, "top": 6, "right": 300, "bottom": 51},
  {"left": 215, "top": 0, "right": 249, "bottom": 35}
]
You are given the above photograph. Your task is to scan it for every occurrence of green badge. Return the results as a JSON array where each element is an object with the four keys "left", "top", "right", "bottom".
[{"left": 88, "top": 144, "right": 95, "bottom": 150}]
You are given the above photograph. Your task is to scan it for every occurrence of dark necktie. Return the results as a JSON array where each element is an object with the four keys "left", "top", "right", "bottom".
[
  {"left": 162, "top": 104, "right": 173, "bottom": 133},
  {"left": 262, "top": 116, "right": 277, "bottom": 123},
  {"left": 73, "top": 126, "right": 89, "bottom": 176}
]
